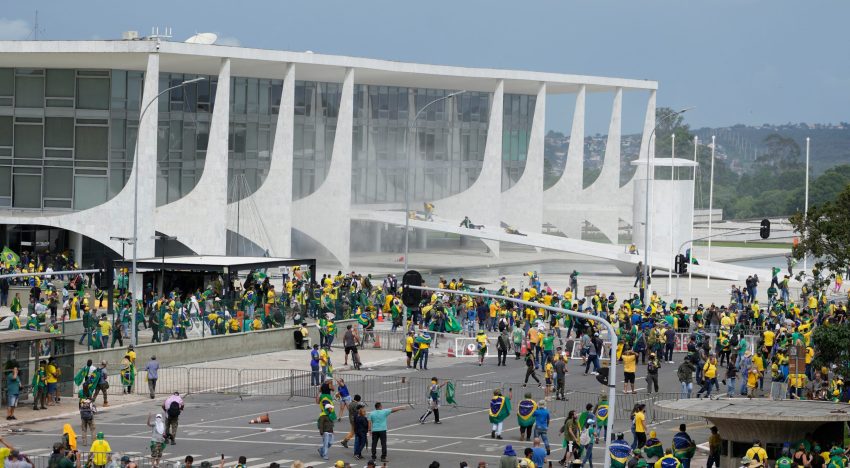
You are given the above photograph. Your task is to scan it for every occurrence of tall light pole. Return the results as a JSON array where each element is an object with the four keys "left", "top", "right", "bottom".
[
  {"left": 707, "top": 135, "right": 716, "bottom": 288},
  {"left": 130, "top": 77, "right": 204, "bottom": 345},
  {"left": 803, "top": 137, "right": 810, "bottom": 273},
  {"left": 401, "top": 90, "right": 465, "bottom": 330},
  {"left": 688, "top": 135, "right": 698, "bottom": 294},
  {"left": 668, "top": 133, "right": 675, "bottom": 296},
  {"left": 642, "top": 107, "right": 693, "bottom": 300}
]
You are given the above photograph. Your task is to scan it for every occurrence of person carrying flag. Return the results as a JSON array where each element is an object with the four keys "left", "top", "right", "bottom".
[
  {"left": 475, "top": 330, "right": 489, "bottom": 366},
  {"left": 609, "top": 432, "right": 632, "bottom": 468},
  {"left": 516, "top": 393, "right": 537, "bottom": 442},
  {"left": 594, "top": 397, "right": 610, "bottom": 443},
  {"left": 419, "top": 377, "right": 447, "bottom": 424},
  {"left": 643, "top": 430, "right": 664, "bottom": 460},
  {"left": 413, "top": 331, "right": 432, "bottom": 370},
  {"left": 488, "top": 387, "right": 512, "bottom": 440},
  {"left": 672, "top": 424, "right": 696, "bottom": 468},
  {"left": 119, "top": 354, "right": 135, "bottom": 395}
]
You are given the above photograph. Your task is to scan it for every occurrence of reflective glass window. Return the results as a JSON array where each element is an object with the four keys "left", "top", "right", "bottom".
[
  {"left": 43, "top": 167, "right": 72, "bottom": 199},
  {"left": 15, "top": 74, "right": 44, "bottom": 108},
  {"left": 13, "top": 174, "right": 41, "bottom": 208},
  {"left": 45, "top": 117, "right": 74, "bottom": 148},
  {"left": 0, "top": 69, "right": 13, "bottom": 96},
  {"left": 46, "top": 69, "right": 75, "bottom": 97},
  {"left": 14, "top": 124, "right": 43, "bottom": 159},
  {"left": 75, "top": 126, "right": 108, "bottom": 160},
  {"left": 76, "top": 76, "right": 110, "bottom": 110}
]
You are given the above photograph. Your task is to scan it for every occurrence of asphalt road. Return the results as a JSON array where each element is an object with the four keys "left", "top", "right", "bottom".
[{"left": 8, "top": 347, "right": 715, "bottom": 468}]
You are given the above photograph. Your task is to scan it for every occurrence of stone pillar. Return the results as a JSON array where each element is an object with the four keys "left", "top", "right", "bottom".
[
  {"left": 69, "top": 231, "right": 83, "bottom": 266},
  {"left": 372, "top": 223, "right": 382, "bottom": 252},
  {"left": 416, "top": 228, "right": 427, "bottom": 249}
]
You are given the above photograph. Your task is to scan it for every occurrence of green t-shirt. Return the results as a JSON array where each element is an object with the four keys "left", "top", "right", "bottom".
[
  {"left": 6, "top": 373, "right": 20, "bottom": 395},
  {"left": 543, "top": 335, "right": 555, "bottom": 352},
  {"left": 368, "top": 408, "right": 393, "bottom": 432}
]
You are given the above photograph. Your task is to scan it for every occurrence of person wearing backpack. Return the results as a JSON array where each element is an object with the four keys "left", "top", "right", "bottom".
[
  {"left": 78, "top": 398, "right": 97, "bottom": 446},
  {"left": 162, "top": 392, "right": 184, "bottom": 445}
]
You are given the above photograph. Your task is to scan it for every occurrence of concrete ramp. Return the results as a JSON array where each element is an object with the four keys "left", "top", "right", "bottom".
[{"left": 351, "top": 209, "right": 767, "bottom": 282}]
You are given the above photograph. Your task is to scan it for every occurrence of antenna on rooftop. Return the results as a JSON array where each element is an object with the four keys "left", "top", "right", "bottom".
[
  {"left": 148, "top": 26, "right": 173, "bottom": 41},
  {"left": 29, "top": 10, "right": 46, "bottom": 40}
]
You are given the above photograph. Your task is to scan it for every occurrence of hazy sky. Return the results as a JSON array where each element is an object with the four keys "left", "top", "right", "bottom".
[{"left": 2, "top": 0, "right": 848, "bottom": 134}]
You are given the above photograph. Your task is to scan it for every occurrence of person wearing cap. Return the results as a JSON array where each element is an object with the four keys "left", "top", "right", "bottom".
[
  {"left": 317, "top": 403, "right": 335, "bottom": 460},
  {"left": 144, "top": 356, "right": 159, "bottom": 399},
  {"left": 89, "top": 432, "right": 111, "bottom": 468},
  {"left": 499, "top": 445, "right": 517, "bottom": 468}
]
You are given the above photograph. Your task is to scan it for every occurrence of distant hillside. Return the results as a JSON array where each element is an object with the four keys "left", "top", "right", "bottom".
[{"left": 692, "top": 123, "right": 850, "bottom": 175}]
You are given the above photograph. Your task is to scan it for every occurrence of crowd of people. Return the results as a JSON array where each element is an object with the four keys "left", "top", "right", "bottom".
[{"left": 5, "top": 251, "right": 850, "bottom": 467}]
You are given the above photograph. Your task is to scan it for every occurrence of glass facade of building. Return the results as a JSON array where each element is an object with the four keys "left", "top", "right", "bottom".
[
  {"left": 228, "top": 77, "right": 282, "bottom": 203},
  {"left": 0, "top": 68, "right": 142, "bottom": 210},
  {"left": 156, "top": 73, "right": 216, "bottom": 206},
  {"left": 502, "top": 93, "right": 536, "bottom": 191},
  {"left": 293, "top": 80, "right": 341, "bottom": 200},
  {"left": 351, "top": 86, "right": 491, "bottom": 205}
]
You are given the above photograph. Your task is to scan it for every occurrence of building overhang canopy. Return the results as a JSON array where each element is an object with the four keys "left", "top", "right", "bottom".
[{"left": 115, "top": 255, "right": 314, "bottom": 273}]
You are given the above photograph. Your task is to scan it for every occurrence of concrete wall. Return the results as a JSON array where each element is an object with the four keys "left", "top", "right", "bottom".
[{"left": 70, "top": 322, "right": 330, "bottom": 371}]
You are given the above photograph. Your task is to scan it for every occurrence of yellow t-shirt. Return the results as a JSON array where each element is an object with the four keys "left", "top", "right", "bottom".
[
  {"left": 99, "top": 320, "right": 112, "bottom": 337},
  {"left": 545, "top": 362, "right": 554, "bottom": 379},
  {"left": 747, "top": 368, "right": 759, "bottom": 388},
  {"left": 90, "top": 440, "right": 111, "bottom": 466},
  {"left": 46, "top": 364, "right": 59, "bottom": 384},
  {"left": 753, "top": 355, "right": 765, "bottom": 372},
  {"left": 489, "top": 303, "right": 498, "bottom": 318},
  {"left": 127, "top": 350, "right": 137, "bottom": 364},
  {"left": 266, "top": 290, "right": 275, "bottom": 304},
  {"left": 476, "top": 334, "right": 488, "bottom": 346},
  {"left": 405, "top": 336, "right": 414, "bottom": 353},
  {"left": 0, "top": 447, "right": 10, "bottom": 468},
  {"left": 634, "top": 411, "right": 646, "bottom": 433},
  {"left": 703, "top": 361, "right": 717, "bottom": 379},
  {"left": 808, "top": 296, "right": 817, "bottom": 309},
  {"left": 806, "top": 347, "right": 814, "bottom": 364},
  {"left": 622, "top": 354, "right": 637, "bottom": 373},
  {"left": 745, "top": 446, "right": 767, "bottom": 463},
  {"left": 763, "top": 330, "right": 775, "bottom": 347}
]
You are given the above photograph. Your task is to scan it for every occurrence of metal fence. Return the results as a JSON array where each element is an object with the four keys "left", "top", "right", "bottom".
[
  {"left": 80, "top": 365, "right": 704, "bottom": 427},
  {"left": 27, "top": 453, "right": 154, "bottom": 468}
]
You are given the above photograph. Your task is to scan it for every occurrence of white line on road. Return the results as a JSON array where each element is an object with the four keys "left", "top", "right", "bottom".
[
  {"left": 466, "top": 371, "right": 495, "bottom": 378},
  {"left": 429, "top": 441, "right": 463, "bottom": 451}
]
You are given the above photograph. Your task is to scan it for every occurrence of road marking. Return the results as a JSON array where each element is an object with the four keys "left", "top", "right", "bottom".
[
  {"left": 466, "top": 371, "right": 495, "bottom": 378},
  {"left": 391, "top": 408, "right": 489, "bottom": 432},
  {"left": 429, "top": 441, "right": 462, "bottom": 451},
  {"left": 193, "top": 403, "right": 315, "bottom": 426},
  {"left": 383, "top": 380, "right": 404, "bottom": 385},
  {"left": 459, "top": 388, "right": 494, "bottom": 395}
]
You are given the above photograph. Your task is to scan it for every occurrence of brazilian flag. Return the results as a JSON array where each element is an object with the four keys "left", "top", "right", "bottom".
[
  {"left": 1, "top": 247, "right": 20, "bottom": 267},
  {"left": 445, "top": 314, "right": 462, "bottom": 333},
  {"left": 318, "top": 393, "right": 336, "bottom": 421},
  {"left": 488, "top": 395, "right": 511, "bottom": 424},
  {"left": 120, "top": 363, "right": 135, "bottom": 388},
  {"left": 516, "top": 399, "right": 537, "bottom": 427},
  {"left": 357, "top": 310, "right": 370, "bottom": 327},
  {"left": 672, "top": 433, "right": 696, "bottom": 460},
  {"left": 609, "top": 439, "right": 632, "bottom": 468},
  {"left": 644, "top": 437, "right": 664, "bottom": 459},
  {"left": 595, "top": 400, "right": 609, "bottom": 427}
]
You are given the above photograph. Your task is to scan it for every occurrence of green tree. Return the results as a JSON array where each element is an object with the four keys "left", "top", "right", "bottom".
[
  {"left": 789, "top": 182, "right": 850, "bottom": 282},
  {"left": 812, "top": 323, "right": 850, "bottom": 379},
  {"left": 756, "top": 133, "right": 802, "bottom": 171}
]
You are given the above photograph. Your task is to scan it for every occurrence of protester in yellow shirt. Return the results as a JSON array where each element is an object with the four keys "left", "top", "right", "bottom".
[
  {"left": 90, "top": 432, "right": 111, "bottom": 466},
  {"left": 622, "top": 349, "right": 637, "bottom": 394}
]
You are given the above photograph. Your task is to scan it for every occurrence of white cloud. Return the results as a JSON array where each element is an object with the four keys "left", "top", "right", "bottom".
[
  {"left": 216, "top": 36, "right": 241, "bottom": 47},
  {"left": 0, "top": 18, "right": 31, "bottom": 40}
]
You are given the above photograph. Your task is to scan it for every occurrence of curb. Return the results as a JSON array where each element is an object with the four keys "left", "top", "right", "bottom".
[{"left": 1, "top": 398, "right": 154, "bottom": 431}]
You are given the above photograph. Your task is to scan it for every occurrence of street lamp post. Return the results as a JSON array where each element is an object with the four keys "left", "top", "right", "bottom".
[
  {"left": 641, "top": 107, "right": 693, "bottom": 299},
  {"left": 130, "top": 77, "right": 204, "bottom": 345},
  {"left": 153, "top": 234, "right": 177, "bottom": 296},
  {"left": 803, "top": 137, "right": 810, "bottom": 273},
  {"left": 401, "top": 90, "right": 465, "bottom": 331}
]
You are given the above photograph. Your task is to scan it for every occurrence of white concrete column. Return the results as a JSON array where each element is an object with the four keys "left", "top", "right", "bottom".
[
  {"left": 156, "top": 58, "right": 231, "bottom": 255},
  {"left": 433, "top": 80, "right": 504, "bottom": 257},
  {"left": 501, "top": 82, "right": 545, "bottom": 235},
  {"left": 225, "top": 63, "right": 295, "bottom": 257},
  {"left": 292, "top": 67, "right": 354, "bottom": 269},
  {"left": 133, "top": 53, "right": 160, "bottom": 259},
  {"left": 69, "top": 231, "right": 83, "bottom": 266},
  {"left": 542, "top": 85, "right": 585, "bottom": 239},
  {"left": 372, "top": 222, "right": 382, "bottom": 252},
  {"left": 583, "top": 87, "right": 623, "bottom": 243}
]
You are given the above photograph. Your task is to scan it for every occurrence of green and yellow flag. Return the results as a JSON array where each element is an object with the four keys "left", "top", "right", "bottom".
[
  {"left": 1, "top": 247, "right": 20, "bottom": 267},
  {"left": 445, "top": 381, "right": 457, "bottom": 405}
]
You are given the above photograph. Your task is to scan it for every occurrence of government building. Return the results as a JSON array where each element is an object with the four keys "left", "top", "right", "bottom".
[{"left": 0, "top": 39, "right": 670, "bottom": 269}]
